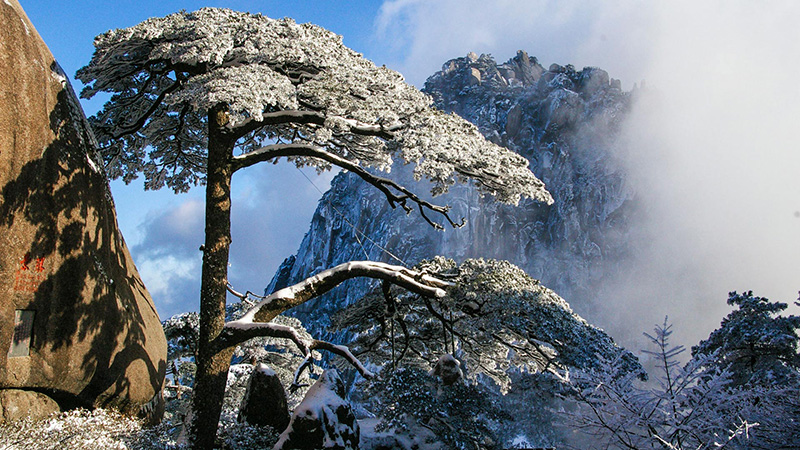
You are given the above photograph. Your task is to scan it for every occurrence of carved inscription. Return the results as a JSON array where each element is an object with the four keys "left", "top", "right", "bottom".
[{"left": 13, "top": 253, "right": 46, "bottom": 293}]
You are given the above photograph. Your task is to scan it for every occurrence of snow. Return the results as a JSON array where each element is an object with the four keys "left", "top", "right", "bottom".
[
  {"left": 78, "top": 7, "right": 551, "bottom": 204},
  {"left": 511, "top": 435, "right": 533, "bottom": 448},
  {"left": 85, "top": 153, "right": 100, "bottom": 173},
  {"left": 274, "top": 369, "right": 357, "bottom": 450},
  {"left": 0, "top": 408, "right": 173, "bottom": 449},
  {"left": 232, "top": 260, "right": 448, "bottom": 326},
  {"left": 255, "top": 362, "right": 276, "bottom": 377},
  {"left": 49, "top": 65, "right": 67, "bottom": 88}
]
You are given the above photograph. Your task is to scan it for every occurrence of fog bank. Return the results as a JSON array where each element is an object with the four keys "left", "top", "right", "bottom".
[
  {"left": 608, "top": 1, "right": 800, "bottom": 346},
  {"left": 376, "top": 0, "right": 800, "bottom": 347}
]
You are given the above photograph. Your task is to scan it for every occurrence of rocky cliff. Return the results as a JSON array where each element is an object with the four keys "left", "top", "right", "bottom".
[{"left": 267, "top": 51, "right": 637, "bottom": 333}]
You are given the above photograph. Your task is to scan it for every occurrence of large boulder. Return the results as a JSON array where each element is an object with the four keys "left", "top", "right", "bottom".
[
  {"left": 0, "top": 0, "right": 166, "bottom": 422},
  {"left": 275, "top": 369, "right": 359, "bottom": 450},
  {"left": 0, "top": 389, "right": 60, "bottom": 422},
  {"left": 238, "top": 363, "right": 291, "bottom": 432}
]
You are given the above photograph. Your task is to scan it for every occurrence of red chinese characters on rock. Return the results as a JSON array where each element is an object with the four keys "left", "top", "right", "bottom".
[{"left": 13, "top": 253, "right": 46, "bottom": 293}]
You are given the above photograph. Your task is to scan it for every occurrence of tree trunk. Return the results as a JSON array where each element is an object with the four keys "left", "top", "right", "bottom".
[{"left": 190, "top": 107, "right": 235, "bottom": 449}]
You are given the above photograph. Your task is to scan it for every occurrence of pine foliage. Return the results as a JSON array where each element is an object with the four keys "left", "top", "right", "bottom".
[
  {"left": 333, "top": 257, "right": 643, "bottom": 391},
  {"left": 77, "top": 8, "right": 552, "bottom": 205}
]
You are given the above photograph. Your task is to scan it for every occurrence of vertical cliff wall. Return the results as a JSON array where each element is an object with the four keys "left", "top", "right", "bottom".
[{"left": 268, "top": 51, "right": 637, "bottom": 334}]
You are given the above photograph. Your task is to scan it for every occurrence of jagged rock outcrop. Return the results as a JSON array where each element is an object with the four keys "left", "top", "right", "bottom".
[
  {"left": 269, "top": 51, "right": 636, "bottom": 335},
  {"left": 0, "top": 0, "right": 166, "bottom": 422},
  {"left": 238, "top": 363, "right": 290, "bottom": 432},
  {"left": 274, "top": 369, "right": 359, "bottom": 450}
]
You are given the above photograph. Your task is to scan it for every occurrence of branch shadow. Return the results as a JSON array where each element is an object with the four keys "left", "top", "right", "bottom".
[{"left": 1, "top": 76, "right": 165, "bottom": 417}]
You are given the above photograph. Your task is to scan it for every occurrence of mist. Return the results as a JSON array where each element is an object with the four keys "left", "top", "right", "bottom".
[
  {"left": 374, "top": 0, "right": 800, "bottom": 347},
  {"left": 607, "top": 1, "right": 800, "bottom": 346}
]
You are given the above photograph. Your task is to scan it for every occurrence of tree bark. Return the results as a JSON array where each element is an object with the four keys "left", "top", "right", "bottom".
[{"left": 190, "top": 107, "right": 235, "bottom": 450}]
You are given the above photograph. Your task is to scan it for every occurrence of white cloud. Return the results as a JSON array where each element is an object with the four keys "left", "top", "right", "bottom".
[
  {"left": 138, "top": 254, "right": 199, "bottom": 297},
  {"left": 136, "top": 253, "right": 201, "bottom": 318},
  {"left": 227, "top": 163, "right": 337, "bottom": 297},
  {"left": 375, "top": 0, "right": 656, "bottom": 87},
  {"left": 375, "top": 0, "right": 800, "bottom": 346}
]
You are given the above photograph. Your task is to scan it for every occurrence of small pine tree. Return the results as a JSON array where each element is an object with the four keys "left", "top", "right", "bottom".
[
  {"left": 565, "top": 318, "right": 752, "bottom": 450},
  {"left": 691, "top": 291, "right": 800, "bottom": 449},
  {"left": 692, "top": 291, "right": 800, "bottom": 386}
]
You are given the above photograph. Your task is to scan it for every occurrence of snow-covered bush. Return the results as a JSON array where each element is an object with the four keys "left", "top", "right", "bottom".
[
  {"left": 333, "top": 257, "right": 643, "bottom": 391},
  {"left": 334, "top": 257, "right": 640, "bottom": 448},
  {"left": 564, "top": 308, "right": 800, "bottom": 450},
  {"left": 364, "top": 366, "right": 508, "bottom": 450}
]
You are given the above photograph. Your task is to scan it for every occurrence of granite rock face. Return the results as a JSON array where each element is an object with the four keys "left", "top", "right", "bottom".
[
  {"left": 274, "top": 369, "right": 359, "bottom": 450},
  {"left": 0, "top": 0, "right": 166, "bottom": 422},
  {"left": 0, "top": 389, "right": 60, "bottom": 422},
  {"left": 269, "top": 51, "right": 636, "bottom": 334},
  {"left": 238, "top": 363, "right": 291, "bottom": 432}
]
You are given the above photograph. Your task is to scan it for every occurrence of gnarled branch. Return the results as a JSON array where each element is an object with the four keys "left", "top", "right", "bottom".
[
  {"left": 232, "top": 143, "right": 463, "bottom": 230},
  {"left": 103, "top": 77, "right": 184, "bottom": 140},
  {"left": 228, "top": 261, "right": 449, "bottom": 327},
  {"left": 219, "top": 262, "right": 450, "bottom": 379},
  {"left": 219, "top": 320, "right": 374, "bottom": 385}
]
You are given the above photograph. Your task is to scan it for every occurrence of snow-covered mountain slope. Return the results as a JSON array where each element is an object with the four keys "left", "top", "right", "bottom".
[{"left": 266, "top": 51, "right": 638, "bottom": 333}]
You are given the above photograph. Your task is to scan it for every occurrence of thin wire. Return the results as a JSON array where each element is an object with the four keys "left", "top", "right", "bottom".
[
  {"left": 227, "top": 167, "right": 412, "bottom": 306},
  {"left": 295, "top": 167, "right": 409, "bottom": 268}
]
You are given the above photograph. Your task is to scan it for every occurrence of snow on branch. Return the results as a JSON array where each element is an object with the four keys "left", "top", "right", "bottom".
[
  {"left": 228, "top": 261, "right": 448, "bottom": 329},
  {"left": 333, "top": 257, "right": 644, "bottom": 391},
  {"left": 219, "top": 320, "right": 374, "bottom": 385},
  {"left": 221, "top": 261, "right": 449, "bottom": 384},
  {"left": 78, "top": 7, "right": 553, "bottom": 204},
  {"left": 233, "top": 110, "right": 400, "bottom": 141}
]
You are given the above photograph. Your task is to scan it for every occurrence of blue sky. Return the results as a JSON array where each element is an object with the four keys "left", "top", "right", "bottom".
[
  {"left": 18, "top": 1, "right": 800, "bottom": 344},
  {"left": 22, "top": 0, "right": 394, "bottom": 319}
]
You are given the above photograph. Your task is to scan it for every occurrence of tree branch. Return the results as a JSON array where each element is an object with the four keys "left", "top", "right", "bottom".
[
  {"left": 219, "top": 319, "right": 375, "bottom": 388},
  {"left": 227, "top": 261, "right": 449, "bottom": 328},
  {"left": 106, "top": 77, "right": 183, "bottom": 140},
  {"left": 234, "top": 110, "right": 401, "bottom": 140},
  {"left": 219, "top": 262, "right": 450, "bottom": 380},
  {"left": 232, "top": 143, "right": 463, "bottom": 230}
]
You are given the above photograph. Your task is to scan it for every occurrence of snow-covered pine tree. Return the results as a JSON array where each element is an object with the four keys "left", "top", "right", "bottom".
[
  {"left": 334, "top": 257, "right": 642, "bottom": 390},
  {"left": 692, "top": 291, "right": 800, "bottom": 386},
  {"left": 691, "top": 291, "right": 800, "bottom": 448},
  {"left": 334, "top": 257, "right": 643, "bottom": 448},
  {"left": 77, "top": 8, "right": 553, "bottom": 448}
]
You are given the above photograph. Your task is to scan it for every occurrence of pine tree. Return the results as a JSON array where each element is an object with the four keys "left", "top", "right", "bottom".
[
  {"left": 692, "top": 291, "right": 800, "bottom": 386},
  {"left": 77, "top": 8, "right": 552, "bottom": 448}
]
